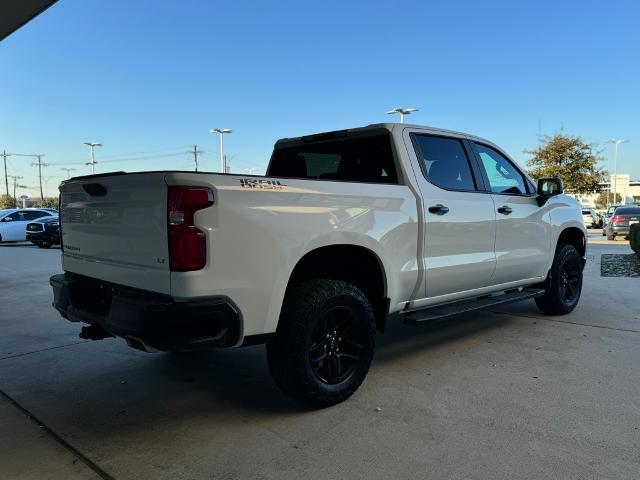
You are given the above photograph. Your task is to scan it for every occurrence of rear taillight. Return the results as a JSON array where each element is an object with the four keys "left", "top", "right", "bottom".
[
  {"left": 167, "top": 186, "right": 214, "bottom": 271},
  {"left": 611, "top": 216, "right": 625, "bottom": 224}
]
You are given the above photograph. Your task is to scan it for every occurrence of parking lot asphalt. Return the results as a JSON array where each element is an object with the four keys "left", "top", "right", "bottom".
[{"left": 1, "top": 231, "right": 639, "bottom": 480}]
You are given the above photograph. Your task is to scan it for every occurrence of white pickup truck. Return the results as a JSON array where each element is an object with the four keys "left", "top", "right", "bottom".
[{"left": 50, "top": 123, "right": 586, "bottom": 406}]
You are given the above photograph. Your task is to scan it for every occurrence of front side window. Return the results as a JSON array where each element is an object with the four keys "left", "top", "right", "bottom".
[
  {"left": 413, "top": 135, "right": 476, "bottom": 191},
  {"left": 475, "top": 143, "right": 528, "bottom": 195}
]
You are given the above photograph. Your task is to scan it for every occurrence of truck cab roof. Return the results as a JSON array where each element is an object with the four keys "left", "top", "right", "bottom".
[{"left": 274, "top": 123, "right": 498, "bottom": 149}]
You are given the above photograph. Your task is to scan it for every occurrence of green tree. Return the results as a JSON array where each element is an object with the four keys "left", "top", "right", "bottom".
[
  {"left": 527, "top": 133, "right": 606, "bottom": 194},
  {"left": 0, "top": 194, "right": 15, "bottom": 209},
  {"left": 32, "top": 197, "right": 59, "bottom": 209},
  {"left": 594, "top": 192, "right": 622, "bottom": 210}
]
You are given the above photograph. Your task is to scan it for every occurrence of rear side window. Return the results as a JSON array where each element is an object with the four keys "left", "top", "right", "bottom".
[
  {"left": 475, "top": 143, "right": 528, "bottom": 195},
  {"left": 268, "top": 133, "right": 398, "bottom": 184},
  {"left": 14, "top": 211, "right": 50, "bottom": 221},
  {"left": 615, "top": 207, "right": 640, "bottom": 215},
  {"left": 413, "top": 135, "right": 476, "bottom": 191}
]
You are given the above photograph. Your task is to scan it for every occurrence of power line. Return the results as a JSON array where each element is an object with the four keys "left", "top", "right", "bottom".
[{"left": 51, "top": 152, "right": 188, "bottom": 166}]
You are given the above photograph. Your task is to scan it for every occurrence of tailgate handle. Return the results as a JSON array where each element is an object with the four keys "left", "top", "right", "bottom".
[{"left": 83, "top": 183, "right": 108, "bottom": 196}]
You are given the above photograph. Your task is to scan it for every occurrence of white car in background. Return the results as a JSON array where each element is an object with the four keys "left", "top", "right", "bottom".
[
  {"left": 581, "top": 208, "right": 598, "bottom": 228},
  {"left": 0, "top": 208, "right": 57, "bottom": 242}
]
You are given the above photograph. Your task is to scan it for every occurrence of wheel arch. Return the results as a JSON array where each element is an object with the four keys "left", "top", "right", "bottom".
[
  {"left": 286, "top": 244, "right": 390, "bottom": 332},
  {"left": 556, "top": 226, "right": 586, "bottom": 265}
]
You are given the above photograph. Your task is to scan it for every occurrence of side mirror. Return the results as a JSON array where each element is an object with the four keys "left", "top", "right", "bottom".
[{"left": 536, "top": 178, "right": 563, "bottom": 206}]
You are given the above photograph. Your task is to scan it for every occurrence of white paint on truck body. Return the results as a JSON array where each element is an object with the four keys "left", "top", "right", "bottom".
[{"left": 57, "top": 123, "right": 586, "bottom": 345}]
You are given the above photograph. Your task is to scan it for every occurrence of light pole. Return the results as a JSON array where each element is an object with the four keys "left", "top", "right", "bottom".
[
  {"left": 83, "top": 142, "right": 102, "bottom": 174},
  {"left": 386, "top": 107, "right": 418, "bottom": 123},
  {"left": 61, "top": 168, "right": 77, "bottom": 178},
  {"left": 606, "top": 139, "right": 629, "bottom": 206},
  {"left": 210, "top": 128, "right": 232, "bottom": 173}
]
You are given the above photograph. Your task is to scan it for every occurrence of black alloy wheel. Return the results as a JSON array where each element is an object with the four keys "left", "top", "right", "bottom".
[
  {"left": 535, "top": 243, "right": 583, "bottom": 315},
  {"left": 309, "top": 305, "right": 365, "bottom": 385},
  {"left": 267, "top": 279, "right": 375, "bottom": 407}
]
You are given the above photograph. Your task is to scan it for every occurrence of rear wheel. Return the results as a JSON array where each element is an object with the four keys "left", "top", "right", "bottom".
[
  {"left": 38, "top": 241, "right": 53, "bottom": 249},
  {"left": 535, "top": 243, "right": 583, "bottom": 315},
  {"left": 607, "top": 232, "right": 615, "bottom": 241},
  {"left": 266, "top": 279, "right": 375, "bottom": 407}
]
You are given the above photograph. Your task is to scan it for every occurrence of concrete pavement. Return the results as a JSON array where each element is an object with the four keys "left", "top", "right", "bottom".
[{"left": 1, "top": 232, "right": 639, "bottom": 479}]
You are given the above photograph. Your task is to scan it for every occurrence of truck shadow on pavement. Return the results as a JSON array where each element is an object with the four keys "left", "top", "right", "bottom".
[
  {"left": 149, "top": 308, "right": 514, "bottom": 413},
  {"left": 0, "top": 305, "right": 528, "bottom": 453}
]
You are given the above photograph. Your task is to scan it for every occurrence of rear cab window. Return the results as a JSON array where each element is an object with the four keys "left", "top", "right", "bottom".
[{"left": 267, "top": 130, "right": 398, "bottom": 184}]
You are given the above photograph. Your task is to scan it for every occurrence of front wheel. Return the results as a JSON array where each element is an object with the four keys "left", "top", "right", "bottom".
[
  {"left": 266, "top": 279, "right": 375, "bottom": 407},
  {"left": 535, "top": 243, "right": 583, "bottom": 315}
]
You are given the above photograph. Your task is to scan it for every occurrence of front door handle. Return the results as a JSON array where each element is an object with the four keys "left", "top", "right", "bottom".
[
  {"left": 497, "top": 205, "right": 513, "bottom": 215},
  {"left": 428, "top": 204, "right": 449, "bottom": 215}
]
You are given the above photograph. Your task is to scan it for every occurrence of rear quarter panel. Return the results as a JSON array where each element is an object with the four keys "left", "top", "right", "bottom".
[{"left": 165, "top": 173, "right": 420, "bottom": 339}]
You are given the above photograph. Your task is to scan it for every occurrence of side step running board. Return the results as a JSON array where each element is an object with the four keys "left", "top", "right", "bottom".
[{"left": 403, "top": 288, "right": 545, "bottom": 326}]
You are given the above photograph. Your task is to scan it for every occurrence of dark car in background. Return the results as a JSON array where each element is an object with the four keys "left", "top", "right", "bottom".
[
  {"left": 26, "top": 216, "right": 60, "bottom": 248},
  {"left": 604, "top": 206, "right": 640, "bottom": 241},
  {"left": 602, "top": 205, "right": 622, "bottom": 235}
]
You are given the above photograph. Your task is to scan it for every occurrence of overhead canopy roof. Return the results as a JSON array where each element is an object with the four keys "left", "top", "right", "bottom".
[{"left": 0, "top": 0, "right": 57, "bottom": 41}]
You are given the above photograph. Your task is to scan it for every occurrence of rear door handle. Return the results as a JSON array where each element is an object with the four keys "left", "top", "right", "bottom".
[
  {"left": 428, "top": 204, "right": 449, "bottom": 215},
  {"left": 497, "top": 205, "right": 513, "bottom": 215}
]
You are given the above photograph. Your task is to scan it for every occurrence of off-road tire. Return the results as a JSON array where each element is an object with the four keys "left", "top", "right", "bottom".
[
  {"left": 266, "top": 279, "right": 375, "bottom": 408},
  {"left": 535, "top": 243, "right": 583, "bottom": 315}
]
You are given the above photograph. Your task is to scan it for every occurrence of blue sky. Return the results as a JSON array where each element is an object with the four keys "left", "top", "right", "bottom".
[{"left": 1, "top": 0, "right": 638, "bottom": 196}]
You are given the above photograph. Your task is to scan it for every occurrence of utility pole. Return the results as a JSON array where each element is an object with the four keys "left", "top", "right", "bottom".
[
  {"left": 9, "top": 176, "right": 24, "bottom": 208},
  {"left": 190, "top": 145, "right": 203, "bottom": 172},
  {"left": 61, "top": 168, "right": 77, "bottom": 178},
  {"left": 31, "top": 154, "right": 48, "bottom": 201},
  {"left": 2, "top": 150, "right": 9, "bottom": 196}
]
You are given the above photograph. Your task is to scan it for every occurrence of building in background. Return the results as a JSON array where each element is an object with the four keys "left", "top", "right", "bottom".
[{"left": 570, "top": 174, "right": 640, "bottom": 208}]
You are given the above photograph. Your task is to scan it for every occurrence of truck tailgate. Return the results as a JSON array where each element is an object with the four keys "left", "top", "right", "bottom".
[{"left": 59, "top": 173, "right": 171, "bottom": 294}]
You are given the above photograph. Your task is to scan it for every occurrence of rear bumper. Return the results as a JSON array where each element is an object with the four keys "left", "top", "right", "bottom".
[
  {"left": 50, "top": 273, "right": 242, "bottom": 351},
  {"left": 609, "top": 225, "right": 630, "bottom": 236}
]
